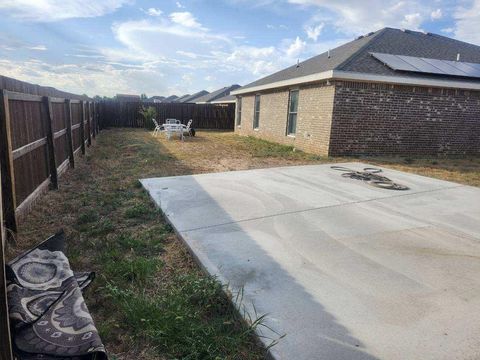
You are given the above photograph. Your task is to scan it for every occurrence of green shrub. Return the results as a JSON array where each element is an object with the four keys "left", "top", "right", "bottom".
[{"left": 139, "top": 106, "right": 157, "bottom": 130}]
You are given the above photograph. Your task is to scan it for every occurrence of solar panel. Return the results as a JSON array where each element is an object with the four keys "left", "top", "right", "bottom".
[
  {"left": 370, "top": 53, "right": 418, "bottom": 72},
  {"left": 370, "top": 52, "right": 480, "bottom": 79},
  {"left": 420, "top": 58, "right": 468, "bottom": 76},
  {"left": 397, "top": 55, "right": 445, "bottom": 75}
]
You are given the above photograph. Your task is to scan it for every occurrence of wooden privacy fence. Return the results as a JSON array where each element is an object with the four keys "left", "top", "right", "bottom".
[
  {"left": 0, "top": 90, "right": 99, "bottom": 234},
  {"left": 0, "top": 75, "right": 99, "bottom": 360},
  {"left": 99, "top": 100, "right": 236, "bottom": 130}
]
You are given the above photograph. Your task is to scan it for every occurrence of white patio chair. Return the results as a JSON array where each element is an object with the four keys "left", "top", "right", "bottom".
[
  {"left": 182, "top": 119, "right": 193, "bottom": 138},
  {"left": 152, "top": 118, "right": 161, "bottom": 137}
]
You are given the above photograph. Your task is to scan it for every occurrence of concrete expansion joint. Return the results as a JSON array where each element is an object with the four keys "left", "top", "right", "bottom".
[{"left": 180, "top": 184, "right": 464, "bottom": 233}]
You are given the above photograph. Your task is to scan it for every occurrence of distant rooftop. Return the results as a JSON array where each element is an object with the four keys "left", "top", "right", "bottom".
[
  {"left": 116, "top": 94, "right": 140, "bottom": 102},
  {"left": 178, "top": 90, "right": 209, "bottom": 103},
  {"left": 210, "top": 94, "right": 236, "bottom": 104},
  {"left": 194, "top": 85, "right": 241, "bottom": 103}
]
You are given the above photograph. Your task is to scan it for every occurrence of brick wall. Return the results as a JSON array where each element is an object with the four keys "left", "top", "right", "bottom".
[
  {"left": 329, "top": 81, "right": 480, "bottom": 156},
  {"left": 235, "top": 82, "right": 335, "bottom": 156}
]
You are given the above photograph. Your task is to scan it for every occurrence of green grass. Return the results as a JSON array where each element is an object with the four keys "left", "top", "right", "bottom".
[
  {"left": 106, "top": 274, "right": 265, "bottom": 360},
  {"left": 240, "top": 135, "right": 325, "bottom": 160}
]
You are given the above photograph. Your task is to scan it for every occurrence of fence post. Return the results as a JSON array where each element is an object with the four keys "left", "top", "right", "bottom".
[
  {"left": 96, "top": 102, "right": 100, "bottom": 133},
  {"left": 64, "top": 99, "right": 75, "bottom": 168},
  {"left": 0, "top": 165, "right": 13, "bottom": 360},
  {"left": 42, "top": 96, "right": 58, "bottom": 190},
  {"left": 87, "top": 102, "right": 92, "bottom": 146},
  {"left": 80, "top": 101, "right": 86, "bottom": 155},
  {"left": 0, "top": 90, "right": 17, "bottom": 234},
  {"left": 92, "top": 102, "right": 96, "bottom": 139}
]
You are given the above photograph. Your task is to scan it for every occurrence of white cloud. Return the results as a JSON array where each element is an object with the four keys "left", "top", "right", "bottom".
[
  {"left": 146, "top": 8, "right": 162, "bottom": 16},
  {"left": 0, "top": 0, "right": 129, "bottom": 21},
  {"left": 401, "top": 13, "right": 423, "bottom": 30},
  {"left": 430, "top": 8, "right": 442, "bottom": 20},
  {"left": 176, "top": 50, "right": 198, "bottom": 59},
  {"left": 224, "top": 45, "right": 279, "bottom": 76},
  {"left": 0, "top": 58, "right": 165, "bottom": 97},
  {"left": 182, "top": 73, "right": 193, "bottom": 85},
  {"left": 267, "top": 24, "right": 289, "bottom": 30},
  {"left": 453, "top": 0, "right": 480, "bottom": 45},
  {"left": 176, "top": 1, "right": 185, "bottom": 8},
  {"left": 169, "top": 12, "right": 203, "bottom": 29},
  {"left": 305, "top": 23, "right": 324, "bottom": 41},
  {"left": 27, "top": 45, "right": 47, "bottom": 51},
  {"left": 285, "top": 36, "right": 306, "bottom": 57},
  {"left": 287, "top": 0, "right": 432, "bottom": 34}
]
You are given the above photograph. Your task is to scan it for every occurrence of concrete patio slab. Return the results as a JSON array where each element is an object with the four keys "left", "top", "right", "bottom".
[{"left": 141, "top": 163, "right": 480, "bottom": 360}]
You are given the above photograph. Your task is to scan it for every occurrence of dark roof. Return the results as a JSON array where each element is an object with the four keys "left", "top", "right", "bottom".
[
  {"left": 210, "top": 94, "right": 236, "bottom": 103},
  {"left": 194, "top": 85, "right": 241, "bottom": 103},
  {"left": 239, "top": 27, "right": 480, "bottom": 91},
  {"left": 172, "top": 94, "right": 191, "bottom": 102},
  {"left": 162, "top": 95, "right": 179, "bottom": 103},
  {"left": 116, "top": 94, "right": 140, "bottom": 102},
  {"left": 178, "top": 90, "right": 209, "bottom": 103}
]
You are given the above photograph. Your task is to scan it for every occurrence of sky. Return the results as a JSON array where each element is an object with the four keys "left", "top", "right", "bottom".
[{"left": 0, "top": 0, "right": 479, "bottom": 97}]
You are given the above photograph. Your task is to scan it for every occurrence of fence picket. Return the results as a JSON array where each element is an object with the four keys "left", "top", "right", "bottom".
[
  {"left": 43, "top": 97, "right": 58, "bottom": 190},
  {"left": 65, "top": 99, "right": 75, "bottom": 168},
  {"left": 0, "top": 91, "right": 17, "bottom": 233}
]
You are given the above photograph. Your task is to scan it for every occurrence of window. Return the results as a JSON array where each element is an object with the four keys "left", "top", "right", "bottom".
[
  {"left": 287, "top": 90, "right": 299, "bottom": 135},
  {"left": 253, "top": 95, "right": 261, "bottom": 129},
  {"left": 236, "top": 97, "right": 242, "bottom": 126}
]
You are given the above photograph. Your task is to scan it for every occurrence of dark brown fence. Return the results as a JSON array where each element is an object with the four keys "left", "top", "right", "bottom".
[
  {"left": 99, "top": 100, "right": 236, "bottom": 130},
  {"left": 0, "top": 75, "right": 100, "bottom": 360},
  {"left": 0, "top": 77, "right": 99, "bottom": 234}
]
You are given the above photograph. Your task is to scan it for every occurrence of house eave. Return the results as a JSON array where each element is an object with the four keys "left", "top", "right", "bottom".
[
  {"left": 210, "top": 99, "right": 236, "bottom": 104},
  {"left": 231, "top": 70, "right": 480, "bottom": 95},
  {"left": 231, "top": 71, "right": 334, "bottom": 95}
]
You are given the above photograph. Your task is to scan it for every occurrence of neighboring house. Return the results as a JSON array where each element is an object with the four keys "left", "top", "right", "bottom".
[
  {"left": 162, "top": 95, "right": 179, "bottom": 103},
  {"left": 210, "top": 94, "right": 236, "bottom": 104},
  {"left": 231, "top": 27, "right": 480, "bottom": 156},
  {"left": 194, "top": 85, "right": 241, "bottom": 104},
  {"left": 116, "top": 94, "right": 140, "bottom": 102},
  {"left": 172, "top": 94, "right": 191, "bottom": 103},
  {"left": 149, "top": 96, "right": 165, "bottom": 103},
  {"left": 178, "top": 90, "right": 210, "bottom": 103}
]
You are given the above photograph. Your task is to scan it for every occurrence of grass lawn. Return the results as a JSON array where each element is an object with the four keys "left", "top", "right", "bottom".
[{"left": 7, "top": 129, "right": 480, "bottom": 359}]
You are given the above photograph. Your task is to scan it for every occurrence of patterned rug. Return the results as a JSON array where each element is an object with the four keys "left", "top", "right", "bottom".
[{"left": 6, "top": 230, "right": 107, "bottom": 359}]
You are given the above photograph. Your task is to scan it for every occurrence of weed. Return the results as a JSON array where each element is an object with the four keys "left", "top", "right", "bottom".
[
  {"left": 125, "top": 203, "right": 153, "bottom": 219},
  {"left": 88, "top": 218, "right": 115, "bottom": 237},
  {"left": 77, "top": 209, "right": 99, "bottom": 225},
  {"left": 106, "top": 257, "right": 162, "bottom": 284}
]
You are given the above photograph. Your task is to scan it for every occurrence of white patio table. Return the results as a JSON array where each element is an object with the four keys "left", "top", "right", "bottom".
[{"left": 162, "top": 120, "right": 185, "bottom": 140}]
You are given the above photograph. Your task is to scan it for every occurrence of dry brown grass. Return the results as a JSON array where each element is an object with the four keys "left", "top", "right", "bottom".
[{"left": 6, "top": 128, "right": 479, "bottom": 360}]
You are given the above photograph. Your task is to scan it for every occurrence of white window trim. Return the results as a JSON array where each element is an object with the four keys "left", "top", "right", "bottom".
[
  {"left": 286, "top": 90, "right": 299, "bottom": 136},
  {"left": 236, "top": 97, "right": 242, "bottom": 127},
  {"left": 253, "top": 94, "right": 261, "bottom": 130}
]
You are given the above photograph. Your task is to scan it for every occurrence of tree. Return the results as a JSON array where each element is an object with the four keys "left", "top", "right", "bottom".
[{"left": 140, "top": 93, "right": 148, "bottom": 101}]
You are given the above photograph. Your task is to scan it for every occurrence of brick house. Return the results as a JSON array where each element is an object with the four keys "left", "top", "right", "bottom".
[{"left": 231, "top": 27, "right": 480, "bottom": 156}]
